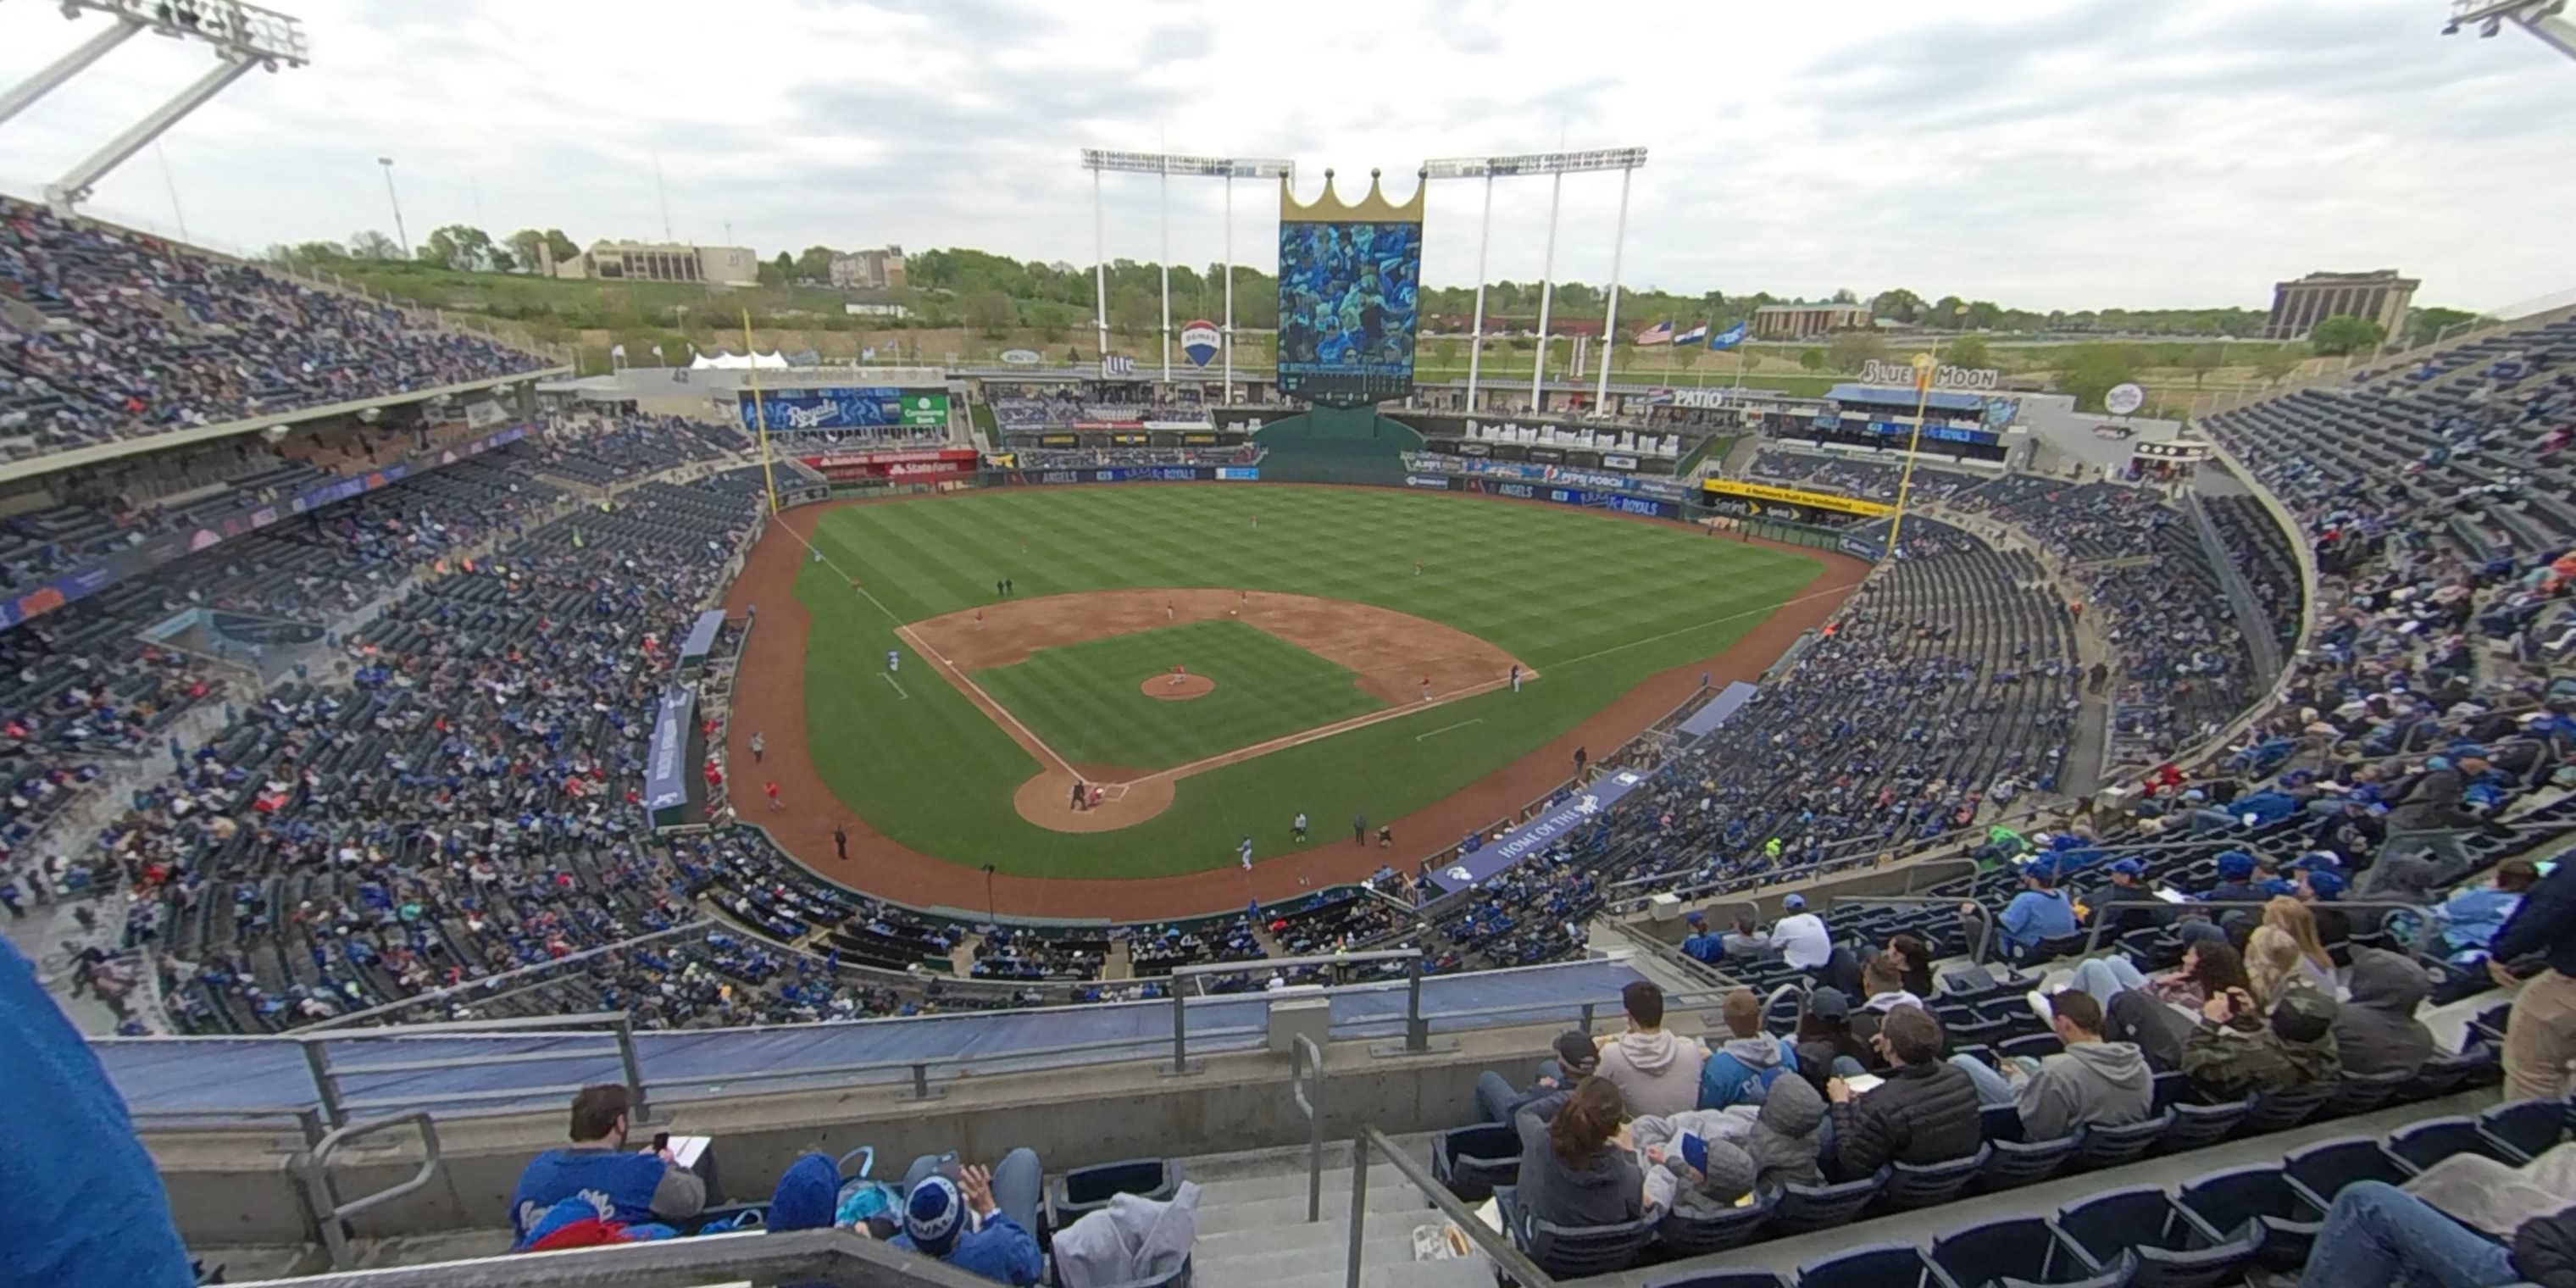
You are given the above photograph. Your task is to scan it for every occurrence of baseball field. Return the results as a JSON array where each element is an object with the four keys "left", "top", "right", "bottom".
[{"left": 724, "top": 485, "right": 1856, "bottom": 908}]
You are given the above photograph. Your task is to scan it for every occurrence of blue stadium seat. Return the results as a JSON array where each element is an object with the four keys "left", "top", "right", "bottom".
[
  {"left": 1653, "top": 1187, "right": 1774, "bottom": 1257},
  {"left": 1925, "top": 1215, "right": 2131, "bottom": 1288},
  {"left": 2394, "top": 1046, "right": 2490, "bottom": 1102},
  {"left": 1431, "top": 1124, "right": 1518, "bottom": 1202},
  {"left": 1518, "top": 1210, "right": 1656, "bottom": 1279},
  {"left": 1769, "top": 1173, "right": 1886, "bottom": 1234},
  {"left": 1980, "top": 1130, "right": 2079, "bottom": 1191},
  {"left": 2281, "top": 1137, "right": 2410, "bottom": 1213},
  {"left": 1644, "top": 1272, "right": 1789, "bottom": 1288},
  {"left": 2235, "top": 1081, "right": 2336, "bottom": 1136},
  {"left": 1996, "top": 1033, "right": 2063, "bottom": 1064},
  {"left": 2159, "top": 1095, "right": 2254, "bottom": 1152},
  {"left": 2385, "top": 1116, "right": 2510, "bottom": 1174},
  {"left": 1879, "top": 1146, "right": 1990, "bottom": 1212},
  {"left": 2174, "top": 1163, "right": 2322, "bottom": 1274},
  {"left": 1794, "top": 1242, "right": 1939, "bottom": 1288},
  {"left": 2068, "top": 1108, "right": 2172, "bottom": 1172},
  {"left": 2477, "top": 1096, "right": 2568, "bottom": 1164},
  {"left": 2052, "top": 1185, "right": 2259, "bottom": 1288},
  {"left": 2315, "top": 1067, "right": 2413, "bottom": 1119}
]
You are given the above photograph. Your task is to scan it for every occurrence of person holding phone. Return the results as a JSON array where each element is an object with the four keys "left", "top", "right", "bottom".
[
  {"left": 2180, "top": 980, "right": 2342, "bottom": 1099},
  {"left": 889, "top": 1150, "right": 1044, "bottom": 1285},
  {"left": 508, "top": 1085, "right": 703, "bottom": 1246}
]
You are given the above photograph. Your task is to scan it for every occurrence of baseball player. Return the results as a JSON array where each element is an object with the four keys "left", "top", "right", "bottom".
[
  {"left": 763, "top": 781, "right": 782, "bottom": 812},
  {"left": 886, "top": 649, "right": 900, "bottom": 673},
  {"left": 1170, "top": 663, "right": 1186, "bottom": 688},
  {"left": 974, "top": 610, "right": 984, "bottom": 631},
  {"left": 1292, "top": 812, "right": 1308, "bottom": 842},
  {"left": 1238, "top": 836, "right": 1255, "bottom": 870},
  {"left": 1418, "top": 675, "right": 1431, "bottom": 703},
  {"left": 1070, "top": 780, "right": 1087, "bottom": 811},
  {"left": 749, "top": 731, "right": 764, "bottom": 763},
  {"left": 1166, "top": 602, "right": 1175, "bottom": 622},
  {"left": 1509, "top": 664, "right": 1522, "bottom": 694},
  {"left": 1413, "top": 558, "right": 1422, "bottom": 577}
]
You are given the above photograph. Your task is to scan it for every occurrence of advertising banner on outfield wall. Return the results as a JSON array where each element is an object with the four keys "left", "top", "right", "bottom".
[
  {"left": 800, "top": 447, "right": 980, "bottom": 482},
  {"left": 1423, "top": 769, "right": 1650, "bottom": 897},
  {"left": 1001, "top": 465, "right": 1259, "bottom": 486}
]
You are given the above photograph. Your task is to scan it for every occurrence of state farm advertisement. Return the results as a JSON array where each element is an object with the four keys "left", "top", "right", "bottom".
[{"left": 801, "top": 447, "right": 979, "bottom": 482}]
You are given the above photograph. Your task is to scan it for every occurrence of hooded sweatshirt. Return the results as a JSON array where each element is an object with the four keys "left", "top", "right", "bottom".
[
  {"left": 1597, "top": 1029, "right": 1709, "bottom": 1119},
  {"left": 2015, "top": 1040, "right": 2154, "bottom": 1141},
  {"left": 1739, "top": 1069, "right": 1827, "bottom": 1189},
  {"left": 1628, "top": 1111, "right": 1759, "bottom": 1216},
  {"left": 1512, "top": 1090, "right": 1647, "bottom": 1230},
  {"left": 1697, "top": 1033, "right": 1796, "bottom": 1110},
  {"left": 2334, "top": 947, "right": 2434, "bottom": 1078}
]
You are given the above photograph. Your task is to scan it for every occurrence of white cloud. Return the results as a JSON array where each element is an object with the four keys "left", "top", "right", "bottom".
[{"left": 0, "top": 0, "right": 2565, "bottom": 311}]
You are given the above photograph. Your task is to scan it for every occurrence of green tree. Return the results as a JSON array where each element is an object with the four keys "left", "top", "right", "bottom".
[
  {"left": 1798, "top": 347, "right": 1827, "bottom": 372},
  {"left": 2406, "top": 307, "right": 2482, "bottom": 348},
  {"left": 1433, "top": 337, "right": 1461, "bottom": 369},
  {"left": 2184, "top": 343, "right": 2224, "bottom": 386},
  {"left": 1870, "top": 288, "right": 1924, "bottom": 323},
  {"left": 2307, "top": 314, "right": 2386, "bottom": 356},
  {"left": 963, "top": 288, "right": 1017, "bottom": 337},
  {"left": 1829, "top": 286, "right": 1858, "bottom": 304},
  {"left": 1944, "top": 334, "right": 1991, "bottom": 369},
  {"left": 794, "top": 246, "right": 838, "bottom": 282},
  {"left": 348, "top": 229, "right": 401, "bottom": 259},
  {"left": 1109, "top": 286, "right": 1157, "bottom": 336},
  {"left": 1827, "top": 330, "right": 1885, "bottom": 372},
  {"left": 417, "top": 225, "right": 501, "bottom": 272},
  {"left": 505, "top": 229, "right": 550, "bottom": 272},
  {"left": 2254, "top": 344, "right": 2307, "bottom": 386},
  {"left": 2053, "top": 342, "right": 2137, "bottom": 411}
]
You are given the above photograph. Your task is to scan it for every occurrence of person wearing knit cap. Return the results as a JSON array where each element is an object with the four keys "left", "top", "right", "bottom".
[
  {"left": 889, "top": 1152, "right": 1044, "bottom": 1285},
  {"left": 1474, "top": 1030, "right": 1602, "bottom": 1124}
]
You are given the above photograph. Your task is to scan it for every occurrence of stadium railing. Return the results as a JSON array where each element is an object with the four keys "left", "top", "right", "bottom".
[
  {"left": 1348, "top": 1124, "right": 1557, "bottom": 1288},
  {"left": 215, "top": 1229, "right": 991, "bottom": 1288},
  {"left": 2076, "top": 897, "right": 2435, "bottom": 955}
]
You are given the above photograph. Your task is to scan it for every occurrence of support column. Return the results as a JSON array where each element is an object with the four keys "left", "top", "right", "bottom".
[
  {"left": 1221, "top": 173, "right": 1235, "bottom": 399},
  {"left": 1463, "top": 175, "right": 1495, "bottom": 413},
  {"left": 47, "top": 56, "right": 255, "bottom": 213},
  {"left": 1592, "top": 164, "right": 1635, "bottom": 408},
  {"left": 1092, "top": 169, "right": 1109, "bottom": 366},
  {"left": 0, "top": 17, "right": 142, "bottom": 131},
  {"left": 1529, "top": 170, "right": 1564, "bottom": 410},
  {"left": 1158, "top": 158, "right": 1172, "bottom": 383}
]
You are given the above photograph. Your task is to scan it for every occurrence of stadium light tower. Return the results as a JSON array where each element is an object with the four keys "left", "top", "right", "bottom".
[
  {"left": 1422, "top": 149, "right": 1646, "bottom": 413},
  {"left": 2442, "top": 0, "right": 2576, "bottom": 62},
  {"left": 0, "top": 0, "right": 310, "bottom": 215},
  {"left": 1079, "top": 150, "right": 1295, "bottom": 391}
]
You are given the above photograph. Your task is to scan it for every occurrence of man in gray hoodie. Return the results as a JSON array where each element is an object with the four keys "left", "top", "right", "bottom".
[
  {"left": 2334, "top": 947, "right": 2435, "bottom": 1080},
  {"left": 1595, "top": 981, "right": 1708, "bottom": 1119},
  {"left": 1946, "top": 988, "right": 2152, "bottom": 1141}
]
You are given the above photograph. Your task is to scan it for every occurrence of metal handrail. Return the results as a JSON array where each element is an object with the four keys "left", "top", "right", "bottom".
[
  {"left": 299, "top": 922, "right": 712, "bottom": 1030},
  {"left": 1349, "top": 1125, "right": 1554, "bottom": 1288},
  {"left": 2079, "top": 897, "right": 2434, "bottom": 954},
  {"left": 302, "top": 1011, "right": 646, "bottom": 1128},
  {"left": 1169, "top": 949, "right": 1423, "bottom": 1073},
  {"left": 1291, "top": 1033, "right": 1326, "bottom": 1223},
  {"left": 296, "top": 1110, "right": 443, "bottom": 1269}
]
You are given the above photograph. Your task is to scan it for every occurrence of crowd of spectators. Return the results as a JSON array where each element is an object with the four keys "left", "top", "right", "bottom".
[
  {"left": 1745, "top": 447, "right": 1987, "bottom": 506},
  {"left": 2, "top": 197, "right": 548, "bottom": 458}
]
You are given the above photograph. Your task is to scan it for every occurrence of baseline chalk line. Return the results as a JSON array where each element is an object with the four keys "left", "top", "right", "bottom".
[{"left": 1415, "top": 718, "right": 1483, "bottom": 742}]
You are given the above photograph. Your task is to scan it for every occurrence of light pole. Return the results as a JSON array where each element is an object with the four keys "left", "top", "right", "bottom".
[
  {"left": 376, "top": 156, "right": 409, "bottom": 259},
  {"left": 1422, "top": 148, "right": 1649, "bottom": 413},
  {"left": 1080, "top": 151, "right": 1295, "bottom": 382}
]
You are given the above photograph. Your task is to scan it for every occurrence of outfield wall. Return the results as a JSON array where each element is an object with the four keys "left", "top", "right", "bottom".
[{"left": 1250, "top": 404, "right": 1424, "bottom": 485}]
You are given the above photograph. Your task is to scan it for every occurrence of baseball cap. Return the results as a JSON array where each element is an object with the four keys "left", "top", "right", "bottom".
[
  {"left": 1553, "top": 1029, "right": 1601, "bottom": 1075},
  {"left": 1807, "top": 986, "right": 1852, "bottom": 1021},
  {"left": 2291, "top": 851, "right": 2343, "bottom": 871},
  {"left": 2109, "top": 857, "right": 2146, "bottom": 877},
  {"left": 2304, "top": 869, "right": 2348, "bottom": 901},
  {"left": 2217, "top": 851, "right": 2257, "bottom": 879},
  {"left": 1686, "top": 911, "right": 1707, "bottom": 928},
  {"left": 1782, "top": 893, "right": 1807, "bottom": 911},
  {"left": 2270, "top": 986, "right": 2338, "bottom": 1044},
  {"left": 1679, "top": 1132, "right": 1711, "bottom": 1174},
  {"left": 905, "top": 1174, "right": 965, "bottom": 1255}
]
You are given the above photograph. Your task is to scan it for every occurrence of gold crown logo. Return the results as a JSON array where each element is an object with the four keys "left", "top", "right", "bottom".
[{"left": 1280, "top": 168, "right": 1426, "bottom": 225}]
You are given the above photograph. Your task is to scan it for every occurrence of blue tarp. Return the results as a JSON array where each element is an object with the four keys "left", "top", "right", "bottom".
[
  {"left": 1677, "top": 681, "right": 1759, "bottom": 741},
  {"left": 1423, "top": 769, "right": 1652, "bottom": 897},
  {"left": 644, "top": 688, "right": 695, "bottom": 814},
  {"left": 679, "top": 610, "right": 726, "bottom": 663}
]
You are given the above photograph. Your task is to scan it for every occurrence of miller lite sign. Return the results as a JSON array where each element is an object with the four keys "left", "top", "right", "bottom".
[{"left": 1180, "top": 319, "right": 1220, "bottom": 368}]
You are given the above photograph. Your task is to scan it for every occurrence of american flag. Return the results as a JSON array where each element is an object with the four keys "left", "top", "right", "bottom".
[{"left": 1633, "top": 320, "right": 1674, "bottom": 346}]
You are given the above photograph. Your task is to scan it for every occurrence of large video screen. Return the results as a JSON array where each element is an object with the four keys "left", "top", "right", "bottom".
[
  {"left": 738, "top": 387, "right": 948, "bottom": 433},
  {"left": 1276, "top": 221, "right": 1420, "bottom": 406}
]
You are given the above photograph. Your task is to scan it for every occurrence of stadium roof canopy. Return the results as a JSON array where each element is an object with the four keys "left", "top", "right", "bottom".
[{"left": 1829, "top": 383, "right": 1995, "bottom": 414}]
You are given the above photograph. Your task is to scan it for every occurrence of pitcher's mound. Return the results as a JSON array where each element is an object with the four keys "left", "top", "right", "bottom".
[{"left": 1143, "top": 674, "right": 1215, "bottom": 701}]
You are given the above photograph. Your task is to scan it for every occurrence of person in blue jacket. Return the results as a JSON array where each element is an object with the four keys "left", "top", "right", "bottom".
[
  {"left": 0, "top": 934, "right": 196, "bottom": 1288},
  {"left": 508, "top": 1085, "right": 703, "bottom": 1245},
  {"left": 1994, "top": 863, "right": 2079, "bottom": 962},
  {"left": 891, "top": 1155, "right": 1046, "bottom": 1285},
  {"left": 1679, "top": 911, "right": 1725, "bottom": 963}
]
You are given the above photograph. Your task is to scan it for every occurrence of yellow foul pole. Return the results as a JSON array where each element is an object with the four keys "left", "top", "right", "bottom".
[
  {"left": 742, "top": 310, "right": 780, "bottom": 514},
  {"left": 1885, "top": 351, "right": 1938, "bottom": 556}
]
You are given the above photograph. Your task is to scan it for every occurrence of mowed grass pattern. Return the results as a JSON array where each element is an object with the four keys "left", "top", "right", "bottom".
[
  {"left": 970, "top": 620, "right": 1385, "bottom": 770},
  {"left": 795, "top": 486, "right": 1827, "bottom": 878}
]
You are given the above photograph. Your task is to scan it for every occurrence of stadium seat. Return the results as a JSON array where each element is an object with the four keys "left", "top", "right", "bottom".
[
  {"left": 1518, "top": 1210, "right": 1656, "bottom": 1279},
  {"left": 2394, "top": 1046, "right": 2490, "bottom": 1102},
  {"left": 1431, "top": 1125, "right": 1518, "bottom": 1203},
  {"left": 2174, "top": 1163, "right": 2322, "bottom": 1274},
  {"left": 1652, "top": 1188, "right": 1774, "bottom": 1257},
  {"left": 2385, "top": 1116, "right": 2511, "bottom": 1174},
  {"left": 1793, "top": 1242, "right": 1940, "bottom": 1288},
  {"left": 2235, "top": 1081, "right": 2336, "bottom": 1135},
  {"left": 2315, "top": 1067, "right": 2414, "bottom": 1119},
  {"left": 1049, "top": 1158, "right": 1181, "bottom": 1224},
  {"left": 2159, "top": 1096, "right": 2254, "bottom": 1152},
  {"left": 1996, "top": 1033, "right": 2062, "bottom": 1063},
  {"left": 1979, "top": 1130, "right": 2079, "bottom": 1191},
  {"left": 1645, "top": 1272, "right": 1788, "bottom": 1288},
  {"left": 2476, "top": 1096, "right": 2567, "bottom": 1163},
  {"left": 1879, "top": 1146, "right": 1990, "bottom": 1212},
  {"left": 1926, "top": 1215, "right": 2132, "bottom": 1288},
  {"left": 1768, "top": 1174, "right": 1885, "bottom": 1234},
  {"left": 2052, "top": 1185, "right": 2261, "bottom": 1288},
  {"left": 2068, "top": 1109, "right": 2173, "bottom": 1172},
  {"left": 2281, "top": 1137, "right": 2411, "bottom": 1212}
]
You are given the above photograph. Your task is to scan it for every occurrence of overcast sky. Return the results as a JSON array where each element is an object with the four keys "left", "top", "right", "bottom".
[{"left": 1, "top": 0, "right": 2567, "bottom": 312}]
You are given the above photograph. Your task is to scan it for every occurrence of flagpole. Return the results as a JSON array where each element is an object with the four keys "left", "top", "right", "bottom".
[
  {"left": 1885, "top": 353, "right": 1936, "bottom": 556},
  {"left": 743, "top": 309, "right": 780, "bottom": 515}
]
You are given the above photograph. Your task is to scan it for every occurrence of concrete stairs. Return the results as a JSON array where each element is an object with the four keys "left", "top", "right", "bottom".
[{"left": 1184, "top": 1134, "right": 1495, "bottom": 1288}]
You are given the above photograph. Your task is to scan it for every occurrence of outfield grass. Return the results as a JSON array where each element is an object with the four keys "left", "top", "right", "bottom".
[
  {"left": 796, "top": 486, "right": 1826, "bottom": 878},
  {"left": 970, "top": 619, "right": 1384, "bottom": 770}
]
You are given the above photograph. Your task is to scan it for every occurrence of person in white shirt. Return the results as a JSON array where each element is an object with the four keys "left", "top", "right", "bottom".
[{"left": 1769, "top": 894, "right": 1833, "bottom": 971}]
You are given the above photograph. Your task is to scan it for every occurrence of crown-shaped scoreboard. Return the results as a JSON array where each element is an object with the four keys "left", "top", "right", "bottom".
[{"left": 1276, "top": 169, "right": 1427, "bottom": 408}]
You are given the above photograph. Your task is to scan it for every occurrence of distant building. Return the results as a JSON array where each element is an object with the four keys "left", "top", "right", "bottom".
[
  {"left": 830, "top": 246, "right": 907, "bottom": 291},
  {"left": 2264, "top": 269, "right": 2417, "bottom": 341},
  {"left": 843, "top": 303, "right": 911, "bottom": 319},
  {"left": 554, "top": 240, "right": 758, "bottom": 286},
  {"left": 1752, "top": 303, "right": 1872, "bottom": 340}
]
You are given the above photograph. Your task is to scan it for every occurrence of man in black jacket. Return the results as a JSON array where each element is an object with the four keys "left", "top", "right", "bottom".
[
  {"left": 2364, "top": 752, "right": 2495, "bottom": 896},
  {"left": 1824, "top": 1005, "right": 1981, "bottom": 1180},
  {"left": 2490, "top": 858, "right": 2576, "bottom": 1103}
]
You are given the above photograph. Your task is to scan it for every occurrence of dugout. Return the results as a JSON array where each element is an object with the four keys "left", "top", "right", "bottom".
[{"left": 1250, "top": 404, "right": 1424, "bottom": 486}]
